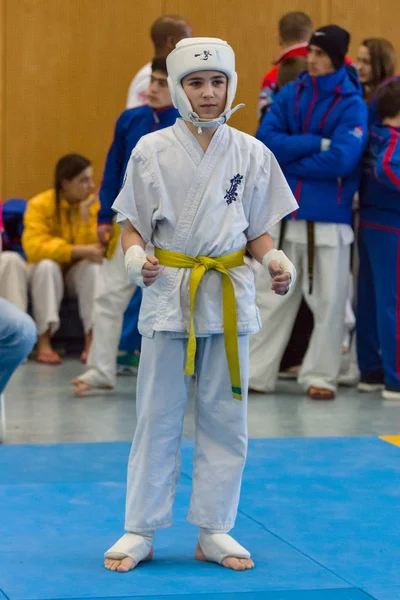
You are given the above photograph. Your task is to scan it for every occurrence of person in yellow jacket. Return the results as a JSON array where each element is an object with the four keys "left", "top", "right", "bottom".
[{"left": 22, "top": 154, "right": 103, "bottom": 365}]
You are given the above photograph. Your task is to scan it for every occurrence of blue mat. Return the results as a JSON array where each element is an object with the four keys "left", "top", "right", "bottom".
[{"left": 0, "top": 438, "right": 398, "bottom": 600}]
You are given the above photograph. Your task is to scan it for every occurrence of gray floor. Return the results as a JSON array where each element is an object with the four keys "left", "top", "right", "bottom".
[{"left": 3, "top": 358, "right": 400, "bottom": 444}]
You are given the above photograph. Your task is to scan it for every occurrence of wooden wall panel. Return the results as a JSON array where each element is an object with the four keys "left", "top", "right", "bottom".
[
  {"left": 164, "top": 0, "right": 329, "bottom": 135},
  {"left": 4, "top": 0, "right": 162, "bottom": 199},
  {"left": 1, "top": 0, "right": 399, "bottom": 199},
  {"left": 329, "top": 0, "right": 400, "bottom": 63}
]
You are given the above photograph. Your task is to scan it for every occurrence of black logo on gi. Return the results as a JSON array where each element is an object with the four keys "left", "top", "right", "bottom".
[
  {"left": 194, "top": 50, "right": 212, "bottom": 60},
  {"left": 225, "top": 174, "right": 243, "bottom": 205}
]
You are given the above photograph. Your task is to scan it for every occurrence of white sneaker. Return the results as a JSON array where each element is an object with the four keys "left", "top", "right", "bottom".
[
  {"left": 382, "top": 389, "right": 400, "bottom": 401},
  {"left": 358, "top": 382, "right": 385, "bottom": 393}
]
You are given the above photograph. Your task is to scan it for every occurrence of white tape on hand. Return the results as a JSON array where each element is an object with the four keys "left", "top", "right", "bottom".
[
  {"left": 262, "top": 248, "right": 296, "bottom": 289},
  {"left": 321, "top": 138, "right": 331, "bottom": 151},
  {"left": 124, "top": 245, "right": 147, "bottom": 288}
]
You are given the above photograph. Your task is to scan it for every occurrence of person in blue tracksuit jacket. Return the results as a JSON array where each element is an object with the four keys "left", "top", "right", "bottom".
[
  {"left": 249, "top": 25, "right": 368, "bottom": 400},
  {"left": 72, "top": 58, "right": 179, "bottom": 396},
  {"left": 357, "top": 79, "right": 400, "bottom": 400}
]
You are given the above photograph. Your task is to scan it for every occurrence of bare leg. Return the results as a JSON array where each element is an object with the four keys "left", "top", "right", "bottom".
[{"left": 80, "top": 330, "right": 92, "bottom": 363}]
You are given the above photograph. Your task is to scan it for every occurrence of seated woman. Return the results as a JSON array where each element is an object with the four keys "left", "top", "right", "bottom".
[{"left": 22, "top": 154, "right": 103, "bottom": 364}]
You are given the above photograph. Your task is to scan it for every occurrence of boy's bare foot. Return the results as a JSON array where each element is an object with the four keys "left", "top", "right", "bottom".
[
  {"left": 195, "top": 542, "right": 254, "bottom": 571},
  {"left": 71, "top": 378, "right": 113, "bottom": 397},
  {"left": 36, "top": 350, "right": 62, "bottom": 365},
  {"left": 104, "top": 548, "right": 153, "bottom": 572},
  {"left": 307, "top": 386, "right": 335, "bottom": 400}
]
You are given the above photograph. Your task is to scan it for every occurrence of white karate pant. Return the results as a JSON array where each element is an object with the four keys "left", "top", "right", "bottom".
[
  {"left": 0, "top": 252, "right": 29, "bottom": 311},
  {"left": 125, "top": 332, "right": 249, "bottom": 534},
  {"left": 85, "top": 241, "right": 135, "bottom": 388},
  {"left": 29, "top": 259, "right": 100, "bottom": 336},
  {"left": 249, "top": 241, "right": 350, "bottom": 393}
]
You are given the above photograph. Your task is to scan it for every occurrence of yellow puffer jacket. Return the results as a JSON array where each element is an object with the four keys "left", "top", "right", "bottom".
[{"left": 22, "top": 188, "right": 100, "bottom": 264}]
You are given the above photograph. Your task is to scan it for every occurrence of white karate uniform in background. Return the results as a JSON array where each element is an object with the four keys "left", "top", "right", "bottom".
[
  {"left": 113, "top": 119, "right": 297, "bottom": 531},
  {"left": 126, "top": 63, "right": 152, "bottom": 109},
  {"left": 29, "top": 259, "right": 100, "bottom": 336},
  {"left": 249, "top": 220, "right": 353, "bottom": 393},
  {"left": 0, "top": 251, "right": 29, "bottom": 311},
  {"left": 84, "top": 241, "right": 135, "bottom": 388}
]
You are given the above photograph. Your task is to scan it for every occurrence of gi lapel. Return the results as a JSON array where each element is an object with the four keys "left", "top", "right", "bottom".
[{"left": 171, "top": 119, "right": 229, "bottom": 253}]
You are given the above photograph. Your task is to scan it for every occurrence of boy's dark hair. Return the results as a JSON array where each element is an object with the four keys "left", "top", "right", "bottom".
[
  {"left": 376, "top": 79, "right": 400, "bottom": 120},
  {"left": 279, "top": 12, "right": 313, "bottom": 44},
  {"left": 277, "top": 56, "right": 307, "bottom": 89},
  {"left": 151, "top": 57, "right": 168, "bottom": 74}
]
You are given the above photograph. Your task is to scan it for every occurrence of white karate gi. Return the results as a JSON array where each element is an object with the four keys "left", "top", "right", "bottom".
[
  {"left": 113, "top": 119, "right": 297, "bottom": 531},
  {"left": 77, "top": 58, "right": 151, "bottom": 389},
  {"left": 29, "top": 259, "right": 100, "bottom": 336},
  {"left": 249, "top": 220, "right": 353, "bottom": 393},
  {"left": 0, "top": 251, "right": 29, "bottom": 311},
  {"left": 83, "top": 240, "right": 135, "bottom": 388},
  {"left": 126, "top": 63, "right": 152, "bottom": 109}
]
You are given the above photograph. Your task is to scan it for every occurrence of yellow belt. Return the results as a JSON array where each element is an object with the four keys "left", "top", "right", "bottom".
[{"left": 154, "top": 247, "right": 245, "bottom": 400}]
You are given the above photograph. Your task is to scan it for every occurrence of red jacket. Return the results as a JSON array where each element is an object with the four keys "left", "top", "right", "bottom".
[
  {"left": 258, "top": 43, "right": 308, "bottom": 116},
  {"left": 258, "top": 43, "right": 354, "bottom": 118}
]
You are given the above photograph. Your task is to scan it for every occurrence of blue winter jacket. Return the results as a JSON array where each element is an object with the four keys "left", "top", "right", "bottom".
[
  {"left": 359, "top": 124, "right": 400, "bottom": 228},
  {"left": 98, "top": 105, "right": 179, "bottom": 224},
  {"left": 257, "top": 66, "right": 368, "bottom": 224}
]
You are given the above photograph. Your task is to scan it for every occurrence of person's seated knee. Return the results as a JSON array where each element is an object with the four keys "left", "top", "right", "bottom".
[{"left": 0, "top": 298, "right": 37, "bottom": 395}]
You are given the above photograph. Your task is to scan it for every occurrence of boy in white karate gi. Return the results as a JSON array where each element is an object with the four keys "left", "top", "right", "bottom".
[{"left": 104, "top": 38, "right": 297, "bottom": 573}]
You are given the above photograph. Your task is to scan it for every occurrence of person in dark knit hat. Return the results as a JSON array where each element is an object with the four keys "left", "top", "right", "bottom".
[
  {"left": 308, "top": 25, "right": 350, "bottom": 74},
  {"left": 251, "top": 25, "right": 368, "bottom": 401}
]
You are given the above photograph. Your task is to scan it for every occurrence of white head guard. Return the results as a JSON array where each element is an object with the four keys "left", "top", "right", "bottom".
[{"left": 166, "top": 37, "right": 244, "bottom": 131}]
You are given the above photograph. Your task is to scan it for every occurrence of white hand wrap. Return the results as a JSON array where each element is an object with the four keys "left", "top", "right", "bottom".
[
  {"left": 321, "top": 138, "right": 331, "bottom": 151},
  {"left": 262, "top": 248, "right": 296, "bottom": 290},
  {"left": 124, "top": 245, "right": 147, "bottom": 288}
]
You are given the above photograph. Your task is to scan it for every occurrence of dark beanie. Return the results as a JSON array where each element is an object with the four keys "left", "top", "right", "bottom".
[{"left": 309, "top": 25, "right": 350, "bottom": 71}]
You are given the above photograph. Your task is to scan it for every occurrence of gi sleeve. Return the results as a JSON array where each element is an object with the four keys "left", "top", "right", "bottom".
[
  {"left": 283, "top": 99, "right": 369, "bottom": 179},
  {"left": 112, "top": 148, "right": 159, "bottom": 245},
  {"left": 257, "top": 85, "right": 323, "bottom": 164},
  {"left": 246, "top": 150, "right": 298, "bottom": 241},
  {"left": 98, "top": 112, "right": 128, "bottom": 225},
  {"left": 375, "top": 129, "right": 400, "bottom": 192}
]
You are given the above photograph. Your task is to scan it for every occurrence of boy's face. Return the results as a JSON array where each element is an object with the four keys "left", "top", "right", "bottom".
[
  {"left": 148, "top": 71, "right": 172, "bottom": 110},
  {"left": 307, "top": 45, "right": 335, "bottom": 77},
  {"left": 181, "top": 70, "right": 228, "bottom": 119},
  {"left": 382, "top": 111, "right": 400, "bottom": 127}
]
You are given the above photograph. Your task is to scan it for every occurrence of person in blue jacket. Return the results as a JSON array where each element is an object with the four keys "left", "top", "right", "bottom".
[
  {"left": 249, "top": 25, "right": 368, "bottom": 400},
  {"left": 72, "top": 57, "right": 179, "bottom": 396},
  {"left": 357, "top": 79, "right": 400, "bottom": 400}
]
